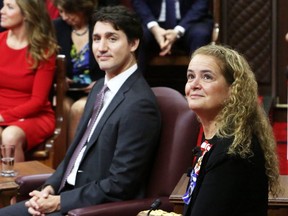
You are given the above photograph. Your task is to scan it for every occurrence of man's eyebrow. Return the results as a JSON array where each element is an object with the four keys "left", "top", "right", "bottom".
[{"left": 93, "top": 32, "right": 118, "bottom": 37}]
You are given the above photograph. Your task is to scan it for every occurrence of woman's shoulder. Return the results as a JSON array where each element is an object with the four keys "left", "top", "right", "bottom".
[
  {"left": 0, "top": 30, "right": 8, "bottom": 40},
  {"left": 53, "top": 18, "right": 70, "bottom": 30},
  {"left": 207, "top": 136, "right": 234, "bottom": 149},
  {"left": 204, "top": 136, "right": 236, "bottom": 163},
  {"left": 251, "top": 135, "right": 265, "bottom": 159},
  {"left": 0, "top": 31, "right": 11, "bottom": 50}
]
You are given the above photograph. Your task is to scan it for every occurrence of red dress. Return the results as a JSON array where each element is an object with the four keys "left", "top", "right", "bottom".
[
  {"left": 0, "top": 31, "right": 56, "bottom": 150},
  {"left": 45, "top": 0, "right": 59, "bottom": 19}
]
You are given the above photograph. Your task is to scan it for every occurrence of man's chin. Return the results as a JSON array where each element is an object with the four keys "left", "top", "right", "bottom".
[{"left": 99, "top": 65, "right": 110, "bottom": 71}]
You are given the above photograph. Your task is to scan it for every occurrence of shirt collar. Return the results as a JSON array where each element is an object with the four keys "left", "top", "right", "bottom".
[{"left": 104, "top": 64, "right": 137, "bottom": 94}]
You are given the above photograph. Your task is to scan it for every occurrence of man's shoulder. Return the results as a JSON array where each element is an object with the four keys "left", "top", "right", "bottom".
[{"left": 126, "top": 72, "right": 155, "bottom": 96}]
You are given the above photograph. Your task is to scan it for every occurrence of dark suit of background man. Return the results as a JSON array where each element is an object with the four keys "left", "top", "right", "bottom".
[
  {"left": 132, "top": 0, "right": 213, "bottom": 73},
  {"left": 0, "top": 0, "right": 5, "bottom": 32},
  {"left": 0, "top": 5, "right": 161, "bottom": 216}
]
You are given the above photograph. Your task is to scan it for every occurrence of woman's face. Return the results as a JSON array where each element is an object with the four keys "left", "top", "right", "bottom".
[
  {"left": 0, "top": 0, "right": 24, "bottom": 29},
  {"left": 57, "top": 6, "right": 86, "bottom": 28},
  {"left": 185, "top": 54, "right": 231, "bottom": 119}
]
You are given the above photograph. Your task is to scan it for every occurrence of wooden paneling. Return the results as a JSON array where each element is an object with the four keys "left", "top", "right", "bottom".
[
  {"left": 221, "top": 0, "right": 274, "bottom": 95},
  {"left": 220, "top": 0, "right": 287, "bottom": 121}
]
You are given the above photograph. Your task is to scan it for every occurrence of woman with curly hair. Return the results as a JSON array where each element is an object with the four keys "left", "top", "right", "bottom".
[
  {"left": 0, "top": 0, "right": 58, "bottom": 161},
  {"left": 183, "top": 44, "right": 280, "bottom": 216}
]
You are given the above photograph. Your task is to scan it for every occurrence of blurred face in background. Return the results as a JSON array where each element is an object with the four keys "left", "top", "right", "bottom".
[
  {"left": 57, "top": 6, "right": 87, "bottom": 28},
  {"left": 0, "top": 0, "right": 24, "bottom": 30}
]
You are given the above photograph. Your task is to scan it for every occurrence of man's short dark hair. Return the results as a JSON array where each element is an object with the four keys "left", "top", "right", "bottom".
[{"left": 93, "top": 5, "right": 143, "bottom": 43}]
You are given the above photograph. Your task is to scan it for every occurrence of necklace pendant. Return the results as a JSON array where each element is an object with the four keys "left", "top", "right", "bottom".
[{"left": 73, "top": 28, "right": 88, "bottom": 36}]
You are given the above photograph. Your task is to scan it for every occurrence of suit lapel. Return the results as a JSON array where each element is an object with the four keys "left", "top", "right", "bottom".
[
  {"left": 84, "top": 70, "right": 141, "bottom": 152},
  {"left": 85, "top": 90, "right": 125, "bottom": 149},
  {"left": 65, "top": 80, "right": 104, "bottom": 157}
]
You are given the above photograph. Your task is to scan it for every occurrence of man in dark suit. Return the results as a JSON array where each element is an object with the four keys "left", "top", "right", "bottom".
[
  {"left": 132, "top": 0, "right": 213, "bottom": 72},
  {"left": 0, "top": 5, "right": 161, "bottom": 216}
]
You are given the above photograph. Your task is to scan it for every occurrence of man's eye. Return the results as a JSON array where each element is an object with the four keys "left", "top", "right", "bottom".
[
  {"left": 93, "top": 37, "right": 100, "bottom": 42},
  {"left": 109, "top": 37, "right": 117, "bottom": 42}
]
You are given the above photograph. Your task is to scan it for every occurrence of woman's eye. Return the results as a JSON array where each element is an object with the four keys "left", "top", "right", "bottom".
[
  {"left": 203, "top": 74, "right": 213, "bottom": 80},
  {"left": 187, "top": 74, "right": 194, "bottom": 80}
]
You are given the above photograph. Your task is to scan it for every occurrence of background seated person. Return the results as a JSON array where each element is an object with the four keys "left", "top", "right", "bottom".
[
  {"left": 131, "top": 0, "right": 213, "bottom": 72},
  {"left": 0, "top": 0, "right": 58, "bottom": 162},
  {"left": 46, "top": 0, "right": 59, "bottom": 19},
  {"left": 0, "top": 0, "right": 5, "bottom": 32}
]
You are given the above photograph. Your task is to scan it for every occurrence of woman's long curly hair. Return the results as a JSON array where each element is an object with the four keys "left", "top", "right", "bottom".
[
  {"left": 191, "top": 44, "right": 280, "bottom": 197},
  {"left": 16, "top": 0, "right": 58, "bottom": 69}
]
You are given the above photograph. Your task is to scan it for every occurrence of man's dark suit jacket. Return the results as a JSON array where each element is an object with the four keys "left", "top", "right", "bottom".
[
  {"left": 53, "top": 18, "right": 105, "bottom": 81},
  {"left": 132, "top": 0, "right": 212, "bottom": 30},
  {"left": 184, "top": 136, "right": 268, "bottom": 216},
  {"left": 45, "top": 69, "right": 161, "bottom": 214}
]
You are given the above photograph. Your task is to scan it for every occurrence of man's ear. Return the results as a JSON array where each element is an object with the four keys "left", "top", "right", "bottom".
[{"left": 130, "top": 39, "right": 140, "bottom": 52}]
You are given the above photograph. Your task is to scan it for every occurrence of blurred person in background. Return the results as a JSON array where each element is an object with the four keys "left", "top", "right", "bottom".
[
  {"left": 46, "top": 0, "right": 59, "bottom": 19},
  {"left": 0, "top": 0, "right": 5, "bottom": 31},
  {"left": 0, "top": 0, "right": 58, "bottom": 161},
  {"left": 132, "top": 0, "right": 213, "bottom": 73}
]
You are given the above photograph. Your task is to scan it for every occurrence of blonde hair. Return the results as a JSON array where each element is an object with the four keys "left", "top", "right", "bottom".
[
  {"left": 16, "top": 0, "right": 58, "bottom": 69},
  {"left": 191, "top": 44, "right": 280, "bottom": 196}
]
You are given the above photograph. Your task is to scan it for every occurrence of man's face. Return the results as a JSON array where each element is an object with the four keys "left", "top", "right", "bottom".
[{"left": 92, "top": 21, "right": 139, "bottom": 79}]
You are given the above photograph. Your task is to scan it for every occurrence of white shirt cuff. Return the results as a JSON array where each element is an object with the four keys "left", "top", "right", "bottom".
[
  {"left": 174, "top": 25, "right": 185, "bottom": 35},
  {"left": 147, "top": 21, "right": 159, "bottom": 30}
]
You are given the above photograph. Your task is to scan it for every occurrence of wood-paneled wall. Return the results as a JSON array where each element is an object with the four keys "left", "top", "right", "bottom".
[{"left": 220, "top": 0, "right": 287, "bottom": 121}]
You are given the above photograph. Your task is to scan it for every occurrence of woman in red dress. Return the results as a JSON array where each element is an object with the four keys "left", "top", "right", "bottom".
[
  {"left": 46, "top": 0, "right": 59, "bottom": 19},
  {"left": 0, "top": 0, "right": 59, "bottom": 162}
]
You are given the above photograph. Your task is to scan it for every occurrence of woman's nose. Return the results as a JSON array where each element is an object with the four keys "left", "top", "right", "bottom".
[{"left": 190, "top": 77, "right": 201, "bottom": 89}]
